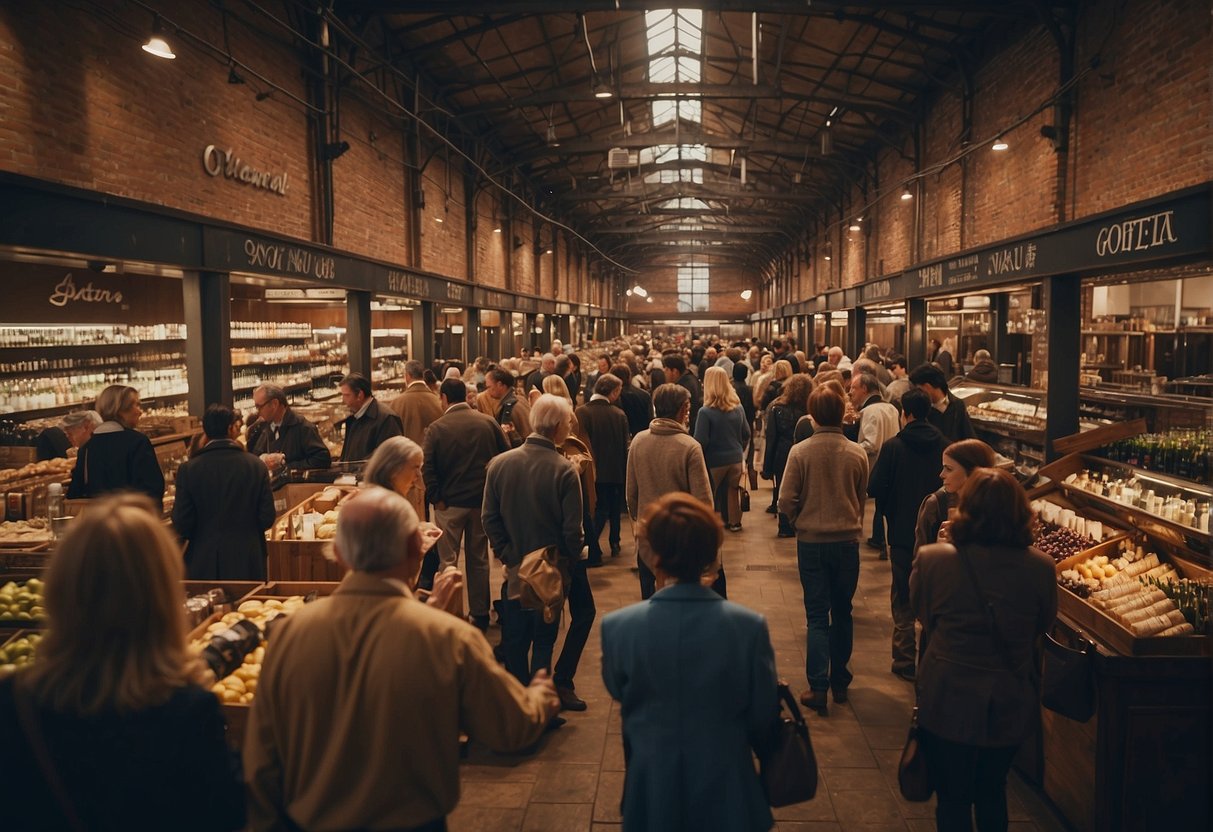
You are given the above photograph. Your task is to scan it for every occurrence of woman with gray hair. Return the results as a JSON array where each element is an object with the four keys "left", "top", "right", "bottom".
[
  {"left": 67, "top": 385, "right": 165, "bottom": 509},
  {"left": 362, "top": 436, "right": 443, "bottom": 585}
]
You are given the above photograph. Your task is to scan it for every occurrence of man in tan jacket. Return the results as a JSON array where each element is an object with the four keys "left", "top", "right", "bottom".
[
  {"left": 625, "top": 383, "right": 715, "bottom": 599},
  {"left": 389, "top": 361, "right": 443, "bottom": 508},
  {"left": 245, "top": 487, "right": 558, "bottom": 831}
]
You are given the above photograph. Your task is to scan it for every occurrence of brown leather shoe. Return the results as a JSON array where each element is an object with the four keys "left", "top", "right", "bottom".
[
  {"left": 799, "top": 689, "right": 828, "bottom": 716},
  {"left": 556, "top": 686, "right": 587, "bottom": 712}
]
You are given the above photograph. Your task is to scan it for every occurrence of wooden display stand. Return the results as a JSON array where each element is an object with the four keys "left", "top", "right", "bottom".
[
  {"left": 1023, "top": 421, "right": 1212, "bottom": 830},
  {"left": 265, "top": 487, "right": 356, "bottom": 581}
]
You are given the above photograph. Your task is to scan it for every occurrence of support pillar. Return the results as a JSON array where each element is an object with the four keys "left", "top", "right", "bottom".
[
  {"left": 991, "top": 293, "right": 1012, "bottom": 370},
  {"left": 907, "top": 298, "right": 928, "bottom": 369},
  {"left": 182, "top": 271, "right": 231, "bottom": 416},
  {"left": 464, "top": 306, "right": 481, "bottom": 363},
  {"left": 413, "top": 301, "right": 435, "bottom": 370},
  {"left": 1044, "top": 274, "right": 1081, "bottom": 461},
  {"left": 346, "top": 290, "right": 372, "bottom": 378},
  {"left": 847, "top": 307, "right": 866, "bottom": 360}
]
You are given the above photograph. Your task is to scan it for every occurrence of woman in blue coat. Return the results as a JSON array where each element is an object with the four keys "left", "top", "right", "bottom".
[{"left": 602, "top": 493, "right": 779, "bottom": 831}]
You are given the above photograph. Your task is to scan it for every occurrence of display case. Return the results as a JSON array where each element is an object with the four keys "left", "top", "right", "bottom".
[{"left": 1020, "top": 422, "right": 1211, "bottom": 831}]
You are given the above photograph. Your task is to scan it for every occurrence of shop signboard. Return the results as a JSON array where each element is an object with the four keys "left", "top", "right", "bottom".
[
  {"left": 0, "top": 262, "right": 184, "bottom": 324},
  {"left": 857, "top": 275, "right": 902, "bottom": 305},
  {"left": 905, "top": 186, "right": 1210, "bottom": 297}
]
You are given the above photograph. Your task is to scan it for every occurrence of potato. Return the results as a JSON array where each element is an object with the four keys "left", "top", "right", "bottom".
[{"left": 237, "top": 600, "right": 263, "bottom": 613}]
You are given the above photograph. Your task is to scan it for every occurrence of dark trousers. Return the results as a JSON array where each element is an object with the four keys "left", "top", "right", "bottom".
[
  {"left": 589, "top": 482, "right": 624, "bottom": 557},
  {"left": 871, "top": 498, "right": 886, "bottom": 546},
  {"left": 554, "top": 559, "right": 596, "bottom": 689},
  {"left": 921, "top": 728, "right": 1018, "bottom": 832},
  {"left": 889, "top": 546, "right": 916, "bottom": 671},
  {"left": 796, "top": 540, "right": 860, "bottom": 692},
  {"left": 500, "top": 592, "right": 560, "bottom": 685}
]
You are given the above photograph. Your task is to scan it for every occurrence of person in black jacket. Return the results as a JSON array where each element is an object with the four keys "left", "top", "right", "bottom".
[
  {"left": 762, "top": 374, "right": 812, "bottom": 536},
  {"left": 0, "top": 493, "right": 245, "bottom": 831},
  {"left": 663, "top": 354, "right": 703, "bottom": 433},
  {"left": 909, "top": 363, "right": 976, "bottom": 444},
  {"left": 610, "top": 363, "right": 653, "bottom": 438},
  {"left": 965, "top": 349, "right": 1000, "bottom": 383},
  {"left": 67, "top": 384, "right": 165, "bottom": 510},
  {"left": 866, "top": 388, "right": 949, "bottom": 681},
  {"left": 732, "top": 361, "right": 757, "bottom": 486},
  {"left": 36, "top": 410, "right": 100, "bottom": 461},
  {"left": 249, "top": 383, "right": 332, "bottom": 471},
  {"left": 338, "top": 372, "right": 403, "bottom": 463},
  {"left": 173, "top": 404, "right": 276, "bottom": 581}
]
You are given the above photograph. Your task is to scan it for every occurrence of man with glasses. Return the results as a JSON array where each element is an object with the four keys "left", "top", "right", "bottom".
[{"left": 250, "top": 383, "right": 332, "bottom": 473}]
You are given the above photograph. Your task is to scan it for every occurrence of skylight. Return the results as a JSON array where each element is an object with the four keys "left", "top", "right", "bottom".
[
  {"left": 645, "top": 10, "right": 703, "bottom": 127},
  {"left": 656, "top": 197, "right": 711, "bottom": 210}
]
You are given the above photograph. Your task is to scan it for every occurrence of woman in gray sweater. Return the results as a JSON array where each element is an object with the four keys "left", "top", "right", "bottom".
[{"left": 694, "top": 367, "right": 751, "bottom": 533}]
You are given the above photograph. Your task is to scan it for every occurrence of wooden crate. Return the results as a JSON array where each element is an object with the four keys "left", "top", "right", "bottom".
[
  {"left": 266, "top": 486, "right": 355, "bottom": 581},
  {"left": 0, "top": 550, "right": 50, "bottom": 573},
  {"left": 255, "top": 581, "right": 341, "bottom": 598},
  {"left": 182, "top": 580, "right": 265, "bottom": 607},
  {"left": 0, "top": 447, "right": 37, "bottom": 467}
]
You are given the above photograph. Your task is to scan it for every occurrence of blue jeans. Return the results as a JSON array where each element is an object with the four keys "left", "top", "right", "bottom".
[{"left": 797, "top": 540, "right": 860, "bottom": 692}]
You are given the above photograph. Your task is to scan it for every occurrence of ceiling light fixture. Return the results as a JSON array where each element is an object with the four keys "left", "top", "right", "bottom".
[
  {"left": 141, "top": 16, "right": 176, "bottom": 60},
  {"left": 632, "top": 285, "right": 648, "bottom": 297},
  {"left": 546, "top": 122, "right": 559, "bottom": 148},
  {"left": 592, "top": 72, "right": 614, "bottom": 99},
  {"left": 493, "top": 226, "right": 502, "bottom": 234},
  {"left": 992, "top": 138, "right": 1009, "bottom": 151},
  {"left": 901, "top": 185, "right": 914, "bottom": 201},
  {"left": 740, "top": 289, "right": 753, "bottom": 301},
  {"left": 849, "top": 219, "right": 861, "bottom": 232},
  {"left": 646, "top": 296, "right": 653, "bottom": 303}
]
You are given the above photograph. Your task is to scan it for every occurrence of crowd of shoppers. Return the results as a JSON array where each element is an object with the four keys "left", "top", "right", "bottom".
[{"left": 12, "top": 328, "right": 1061, "bottom": 832}]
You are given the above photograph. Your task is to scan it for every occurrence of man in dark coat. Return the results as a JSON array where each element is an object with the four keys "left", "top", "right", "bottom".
[
  {"left": 250, "top": 384, "right": 331, "bottom": 471},
  {"left": 173, "top": 404, "right": 276, "bottom": 580},
  {"left": 867, "top": 388, "right": 949, "bottom": 681},
  {"left": 338, "top": 372, "right": 403, "bottom": 462},
  {"left": 965, "top": 349, "right": 1000, "bottom": 383},
  {"left": 909, "top": 363, "right": 976, "bottom": 443},
  {"left": 663, "top": 354, "right": 703, "bottom": 433},
  {"left": 423, "top": 378, "right": 510, "bottom": 630},
  {"left": 609, "top": 364, "right": 654, "bottom": 438},
  {"left": 576, "top": 374, "right": 630, "bottom": 566}
]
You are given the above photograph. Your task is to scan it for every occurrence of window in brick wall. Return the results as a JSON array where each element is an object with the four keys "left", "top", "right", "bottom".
[{"left": 678, "top": 264, "right": 710, "bottom": 312}]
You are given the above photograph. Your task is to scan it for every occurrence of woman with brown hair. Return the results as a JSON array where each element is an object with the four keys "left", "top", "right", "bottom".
[
  {"left": 601, "top": 493, "right": 779, "bottom": 831},
  {"left": 762, "top": 373, "right": 813, "bottom": 535},
  {"left": 911, "top": 468, "right": 1056, "bottom": 831},
  {"left": 67, "top": 384, "right": 165, "bottom": 509},
  {"left": 915, "top": 438, "right": 997, "bottom": 550},
  {"left": 0, "top": 493, "right": 244, "bottom": 831}
]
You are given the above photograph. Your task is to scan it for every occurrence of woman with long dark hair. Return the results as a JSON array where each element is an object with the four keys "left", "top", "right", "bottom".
[{"left": 911, "top": 468, "right": 1056, "bottom": 831}]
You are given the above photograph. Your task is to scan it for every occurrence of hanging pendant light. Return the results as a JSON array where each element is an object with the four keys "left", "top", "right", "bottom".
[{"left": 142, "top": 16, "right": 176, "bottom": 60}]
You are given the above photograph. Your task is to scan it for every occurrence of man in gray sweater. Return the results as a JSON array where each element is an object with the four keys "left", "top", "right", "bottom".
[
  {"left": 625, "top": 384, "right": 715, "bottom": 600},
  {"left": 779, "top": 386, "right": 869, "bottom": 717}
]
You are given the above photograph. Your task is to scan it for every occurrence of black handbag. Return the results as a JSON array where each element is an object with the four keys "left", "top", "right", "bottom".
[
  {"left": 760, "top": 681, "right": 818, "bottom": 806},
  {"left": 1041, "top": 631, "right": 1096, "bottom": 722},
  {"left": 898, "top": 706, "right": 932, "bottom": 802}
]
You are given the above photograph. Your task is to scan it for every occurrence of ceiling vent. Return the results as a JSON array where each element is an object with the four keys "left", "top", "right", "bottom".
[{"left": 607, "top": 147, "right": 635, "bottom": 169}]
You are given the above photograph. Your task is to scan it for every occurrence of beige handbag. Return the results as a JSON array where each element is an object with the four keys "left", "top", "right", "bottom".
[{"left": 518, "top": 545, "right": 566, "bottom": 623}]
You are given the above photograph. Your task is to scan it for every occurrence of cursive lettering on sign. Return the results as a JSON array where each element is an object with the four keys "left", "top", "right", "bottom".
[
  {"left": 1095, "top": 210, "right": 1178, "bottom": 257},
  {"left": 203, "top": 145, "right": 288, "bottom": 196},
  {"left": 243, "top": 239, "right": 336, "bottom": 280},
  {"left": 48, "top": 273, "right": 124, "bottom": 308}
]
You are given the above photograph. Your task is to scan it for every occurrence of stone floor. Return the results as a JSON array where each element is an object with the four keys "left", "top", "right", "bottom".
[{"left": 449, "top": 484, "right": 1069, "bottom": 832}]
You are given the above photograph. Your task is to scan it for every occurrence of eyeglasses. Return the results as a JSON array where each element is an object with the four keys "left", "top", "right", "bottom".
[{"left": 253, "top": 400, "right": 271, "bottom": 411}]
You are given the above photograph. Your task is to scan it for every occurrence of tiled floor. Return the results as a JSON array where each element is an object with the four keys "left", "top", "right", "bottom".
[{"left": 450, "top": 485, "right": 1069, "bottom": 832}]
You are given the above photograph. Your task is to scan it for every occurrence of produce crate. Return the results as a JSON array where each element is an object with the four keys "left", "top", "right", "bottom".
[
  {"left": 0, "top": 573, "right": 44, "bottom": 632},
  {"left": 266, "top": 486, "right": 355, "bottom": 581},
  {"left": 0, "top": 550, "right": 50, "bottom": 573},
  {"left": 182, "top": 581, "right": 265, "bottom": 609},
  {"left": 0, "top": 447, "right": 37, "bottom": 467}
]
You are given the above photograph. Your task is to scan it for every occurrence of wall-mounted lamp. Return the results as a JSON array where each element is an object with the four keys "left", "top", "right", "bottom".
[
  {"left": 631, "top": 285, "right": 648, "bottom": 298},
  {"left": 322, "top": 140, "right": 350, "bottom": 161},
  {"left": 493, "top": 225, "right": 502, "bottom": 234},
  {"left": 900, "top": 185, "right": 914, "bottom": 201},
  {"left": 227, "top": 65, "right": 245, "bottom": 85},
  {"left": 849, "top": 217, "right": 862, "bottom": 232},
  {"left": 646, "top": 296, "right": 653, "bottom": 303},
  {"left": 740, "top": 289, "right": 753, "bottom": 301},
  {"left": 141, "top": 16, "right": 176, "bottom": 60},
  {"left": 991, "top": 138, "right": 1009, "bottom": 151}
]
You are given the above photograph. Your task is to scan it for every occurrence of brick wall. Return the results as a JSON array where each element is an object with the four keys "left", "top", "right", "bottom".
[
  {"left": 472, "top": 190, "right": 507, "bottom": 289},
  {"left": 629, "top": 264, "right": 757, "bottom": 317},
  {"left": 1071, "top": 0, "right": 1212, "bottom": 215},
  {"left": 417, "top": 152, "right": 467, "bottom": 279},
  {"left": 330, "top": 100, "right": 409, "bottom": 264},
  {"left": 0, "top": 2, "right": 314, "bottom": 240}
]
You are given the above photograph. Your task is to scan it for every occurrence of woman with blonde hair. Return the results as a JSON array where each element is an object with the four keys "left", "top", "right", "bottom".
[
  {"left": 759, "top": 358, "right": 793, "bottom": 411},
  {"left": 694, "top": 366, "right": 750, "bottom": 536},
  {"left": 67, "top": 384, "right": 165, "bottom": 509},
  {"left": 543, "top": 372, "right": 580, "bottom": 435},
  {"left": 0, "top": 493, "right": 244, "bottom": 830}
]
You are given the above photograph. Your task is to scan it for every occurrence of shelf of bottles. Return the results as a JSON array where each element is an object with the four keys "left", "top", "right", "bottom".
[
  {"left": 0, "top": 325, "right": 189, "bottom": 416},
  {"left": 1096, "top": 429, "right": 1211, "bottom": 487},
  {"left": 228, "top": 323, "right": 352, "bottom": 408}
]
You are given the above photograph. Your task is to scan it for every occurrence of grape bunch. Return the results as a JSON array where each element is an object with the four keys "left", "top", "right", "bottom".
[{"left": 1034, "top": 521, "right": 1097, "bottom": 562}]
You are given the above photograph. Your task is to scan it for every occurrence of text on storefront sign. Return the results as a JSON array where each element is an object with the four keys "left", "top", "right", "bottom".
[{"left": 203, "top": 145, "right": 289, "bottom": 196}]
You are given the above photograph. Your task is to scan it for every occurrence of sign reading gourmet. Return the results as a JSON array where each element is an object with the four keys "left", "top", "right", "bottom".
[
  {"left": 902, "top": 186, "right": 1210, "bottom": 297},
  {"left": 202, "top": 145, "right": 289, "bottom": 196}
]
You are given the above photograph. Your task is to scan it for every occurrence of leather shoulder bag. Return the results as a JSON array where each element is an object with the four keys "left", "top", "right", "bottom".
[{"left": 760, "top": 681, "right": 819, "bottom": 806}]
